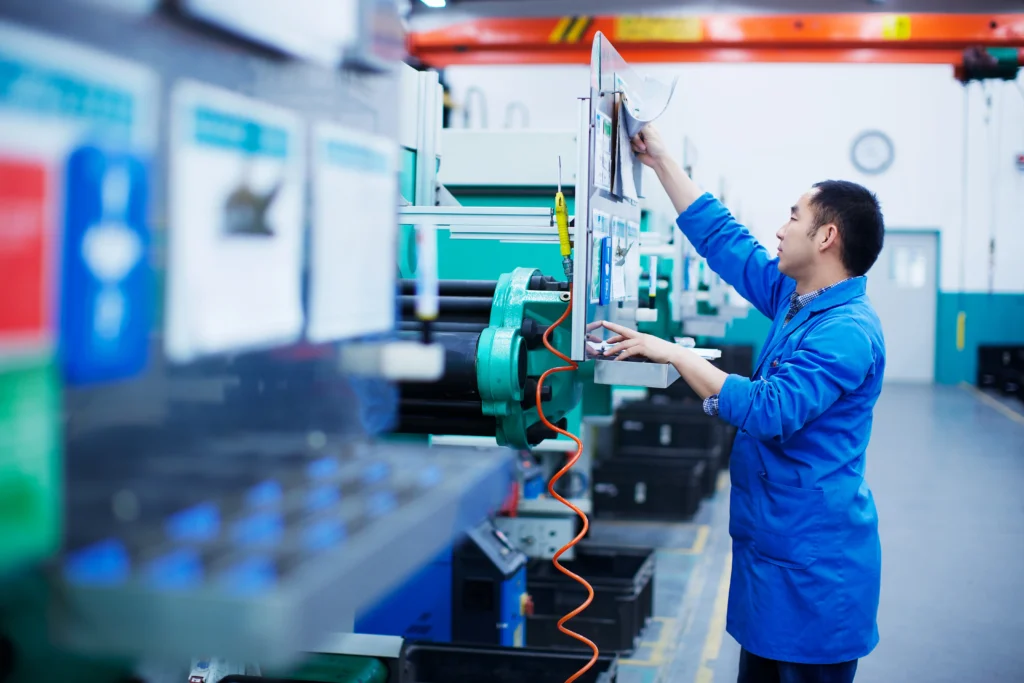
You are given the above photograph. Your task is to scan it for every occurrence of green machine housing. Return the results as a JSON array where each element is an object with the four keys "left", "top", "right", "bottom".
[
  {"left": 398, "top": 268, "right": 582, "bottom": 449},
  {"left": 397, "top": 141, "right": 613, "bottom": 446}
]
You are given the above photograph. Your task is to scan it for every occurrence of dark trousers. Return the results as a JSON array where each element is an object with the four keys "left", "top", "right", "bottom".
[{"left": 738, "top": 648, "right": 858, "bottom": 683}]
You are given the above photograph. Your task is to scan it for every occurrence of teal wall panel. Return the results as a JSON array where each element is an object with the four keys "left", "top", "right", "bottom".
[{"left": 936, "top": 292, "right": 1024, "bottom": 385}]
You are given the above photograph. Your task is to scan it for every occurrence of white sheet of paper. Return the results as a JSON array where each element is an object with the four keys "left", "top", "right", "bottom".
[
  {"left": 166, "top": 81, "right": 305, "bottom": 363},
  {"left": 594, "top": 110, "right": 613, "bottom": 193},
  {"left": 308, "top": 123, "right": 398, "bottom": 342}
]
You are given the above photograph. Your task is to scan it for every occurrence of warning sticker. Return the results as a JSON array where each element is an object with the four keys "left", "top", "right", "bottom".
[
  {"left": 881, "top": 15, "right": 912, "bottom": 41},
  {"left": 615, "top": 17, "right": 703, "bottom": 43}
]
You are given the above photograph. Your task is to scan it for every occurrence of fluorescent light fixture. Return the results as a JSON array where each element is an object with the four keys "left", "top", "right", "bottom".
[{"left": 420, "top": 0, "right": 446, "bottom": 7}]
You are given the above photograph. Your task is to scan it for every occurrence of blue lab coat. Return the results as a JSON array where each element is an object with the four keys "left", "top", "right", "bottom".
[{"left": 677, "top": 194, "right": 884, "bottom": 664}]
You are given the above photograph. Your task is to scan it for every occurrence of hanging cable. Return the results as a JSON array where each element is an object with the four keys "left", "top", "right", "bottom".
[
  {"left": 984, "top": 83, "right": 1004, "bottom": 295},
  {"left": 535, "top": 291, "right": 599, "bottom": 683},
  {"left": 956, "top": 84, "right": 970, "bottom": 352}
]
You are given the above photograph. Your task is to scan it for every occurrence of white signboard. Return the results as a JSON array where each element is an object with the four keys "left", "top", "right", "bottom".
[
  {"left": 166, "top": 81, "right": 305, "bottom": 363},
  {"left": 308, "top": 123, "right": 398, "bottom": 342}
]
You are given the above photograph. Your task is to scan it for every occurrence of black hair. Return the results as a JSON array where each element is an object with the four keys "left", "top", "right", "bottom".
[{"left": 808, "top": 180, "right": 884, "bottom": 277}]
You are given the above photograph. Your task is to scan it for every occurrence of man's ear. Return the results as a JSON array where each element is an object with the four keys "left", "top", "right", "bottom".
[{"left": 818, "top": 224, "right": 839, "bottom": 252}]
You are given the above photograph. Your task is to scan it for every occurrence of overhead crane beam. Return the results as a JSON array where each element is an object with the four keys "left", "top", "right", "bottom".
[{"left": 409, "top": 14, "right": 1024, "bottom": 66}]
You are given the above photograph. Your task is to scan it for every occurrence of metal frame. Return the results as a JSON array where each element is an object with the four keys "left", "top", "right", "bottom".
[
  {"left": 398, "top": 205, "right": 557, "bottom": 243},
  {"left": 410, "top": 14, "right": 1024, "bottom": 67}
]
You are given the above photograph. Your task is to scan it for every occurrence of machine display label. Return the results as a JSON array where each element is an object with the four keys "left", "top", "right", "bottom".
[
  {"left": 309, "top": 123, "right": 398, "bottom": 342},
  {"left": 166, "top": 80, "right": 305, "bottom": 362}
]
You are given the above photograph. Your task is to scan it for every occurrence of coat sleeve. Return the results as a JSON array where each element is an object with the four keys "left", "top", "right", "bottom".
[
  {"left": 717, "top": 317, "right": 876, "bottom": 443},
  {"left": 677, "top": 193, "right": 790, "bottom": 319}
]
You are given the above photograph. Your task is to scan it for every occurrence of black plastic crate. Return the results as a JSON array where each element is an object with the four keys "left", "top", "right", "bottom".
[
  {"left": 614, "top": 447, "right": 720, "bottom": 498},
  {"left": 400, "top": 642, "right": 617, "bottom": 683},
  {"left": 615, "top": 401, "right": 725, "bottom": 456},
  {"left": 977, "top": 345, "right": 1024, "bottom": 389},
  {"left": 526, "top": 545, "right": 655, "bottom": 654},
  {"left": 593, "top": 457, "right": 705, "bottom": 522}
]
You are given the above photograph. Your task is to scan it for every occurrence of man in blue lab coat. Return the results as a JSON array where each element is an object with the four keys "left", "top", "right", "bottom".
[{"left": 600, "top": 125, "right": 885, "bottom": 683}]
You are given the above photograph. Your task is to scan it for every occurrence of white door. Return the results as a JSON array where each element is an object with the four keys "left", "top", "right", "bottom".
[{"left": 865, "top": 231, "right": 938, "bottom": 382}]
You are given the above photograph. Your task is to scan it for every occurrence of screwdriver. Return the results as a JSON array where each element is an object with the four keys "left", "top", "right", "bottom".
[{"left": 556, "top": 156, "right": 572, "bottom": 282}]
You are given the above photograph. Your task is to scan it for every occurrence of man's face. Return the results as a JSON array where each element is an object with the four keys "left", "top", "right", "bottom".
[{"left": 776, "top": 189, "right": 821, "bottom": 279}]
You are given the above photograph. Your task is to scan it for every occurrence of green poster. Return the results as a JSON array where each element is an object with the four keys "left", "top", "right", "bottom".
[{"left": 0, "top": 357, "right": 60, "bottom": 571}]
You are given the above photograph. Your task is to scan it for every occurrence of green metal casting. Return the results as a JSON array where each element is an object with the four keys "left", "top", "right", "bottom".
[{"left": 481, "top": 268, "right": 581, "bottom": 449}]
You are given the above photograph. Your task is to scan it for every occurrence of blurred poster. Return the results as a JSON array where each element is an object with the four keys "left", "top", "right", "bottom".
[
  {"left": 308, "top": 123, "right": 397, "bottom": 343},
  {"left": 0, "top": 22, "right": 156, "bottom": 366},
  {"left": 166, "top": 81, "right": 305, "bottom": 363},
  {"left": 0, "top": 356, "right": 61, "bottom": 568}
]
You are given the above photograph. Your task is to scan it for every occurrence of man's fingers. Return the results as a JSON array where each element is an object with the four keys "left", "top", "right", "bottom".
[
  {"left": 616, "top": 346, "right": 642, "bottom": 361},
  {"left": 605, "top": 338, "right": 640, "bottom": 356},
  {"left": 605, "top": 335, "right": 626, "bottom": 344},
  {"left": 602, "top": 321, "right": 633, "bottom": 337}
]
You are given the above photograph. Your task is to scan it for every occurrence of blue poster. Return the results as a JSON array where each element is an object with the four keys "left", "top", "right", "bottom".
[{"left": 60, "top": 146, "right": 150, "bottom": 385}]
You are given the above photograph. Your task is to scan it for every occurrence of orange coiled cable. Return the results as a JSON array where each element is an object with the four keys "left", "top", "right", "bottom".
[{"left": 535, "top": 291, "right": 600, "bottom": 683}]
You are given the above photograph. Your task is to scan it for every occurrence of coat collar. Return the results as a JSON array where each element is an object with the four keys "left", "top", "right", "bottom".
[{"left": 754, "top": 276, "right": 867, "bottom": 377}]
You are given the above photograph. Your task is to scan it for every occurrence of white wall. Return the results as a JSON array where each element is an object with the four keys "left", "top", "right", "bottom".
[{"left": 444, "top": 63, "right": 1024, "bottom": 294}]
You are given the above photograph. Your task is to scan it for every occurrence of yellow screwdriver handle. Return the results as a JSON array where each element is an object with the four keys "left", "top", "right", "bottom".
[{"left": 555, "top": 191, "right": 571, "bottom": 258}]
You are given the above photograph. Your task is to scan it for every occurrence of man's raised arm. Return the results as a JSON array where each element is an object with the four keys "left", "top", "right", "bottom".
[{"left": 632, "top": 126, "right": 789, "bottom": 319}]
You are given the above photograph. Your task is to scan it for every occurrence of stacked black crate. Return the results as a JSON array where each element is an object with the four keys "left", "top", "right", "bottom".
[
  {"left": 978, "top": 345, "right": 1024, "bottom": 405},
  {"left": 591, "top": 345, "right": 754, "bottom": 522}
]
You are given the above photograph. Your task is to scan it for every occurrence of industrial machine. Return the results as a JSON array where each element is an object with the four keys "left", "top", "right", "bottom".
[{"left": 0, "top": 2, "right": 520, "bottom": 682}]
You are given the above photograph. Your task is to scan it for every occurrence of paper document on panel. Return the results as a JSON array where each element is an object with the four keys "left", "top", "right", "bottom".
[
  {"left": 166, "top": 81, "right": 305, "bottom": 363},
  {"left": 614, "top": 108, "right": 639, "bottom": 201},
  {"left": 309, "top": 123, "right": 398, "bottom": 342}
]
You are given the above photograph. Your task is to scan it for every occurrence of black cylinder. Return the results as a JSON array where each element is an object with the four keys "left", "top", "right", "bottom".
[
  {"left": 396, "top": 415, "right": 497, "bottom": 437},
  {"left": 399, "top": 279, "right": 499, "bottom": 298},
  {"left": 529, "top": 275, "right": 571, "bottom": 292},
  {"left": 398, "top": 331, "right": 481, "bottom": 401},
  {"left": 399, "top": 398, "right": 484, "bottom": 417},
  {"left": 399, "top": 296, "right": 494, "bottom": 323},
  {"left": 399, "top": 321, "right": 488, "bottom": 335},
  {"left": 521, "top": 378, "right": 554, "bottom": 409},
  {"left": 527, "top": 417, "right": 568, "bottom": 446}
]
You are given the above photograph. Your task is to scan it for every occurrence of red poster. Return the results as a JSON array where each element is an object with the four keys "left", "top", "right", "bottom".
[{"left": 0, "top": 157, "right": 51, "bottom": 351}]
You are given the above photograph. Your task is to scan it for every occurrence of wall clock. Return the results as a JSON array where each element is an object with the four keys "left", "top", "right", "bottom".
[{"left": 851, "top": 130, "right": 895, "bottom": 175}]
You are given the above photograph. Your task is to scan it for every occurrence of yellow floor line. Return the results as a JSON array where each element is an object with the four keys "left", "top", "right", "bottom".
[
  {"left": 694, "top": 551, "right": 732, "bottom": 683},
  {"left": 661, "top": 525, "right": 710, "bottom": 555},
  {"left": 960, "top": 382, "right": 1024, "bottom": 426}
]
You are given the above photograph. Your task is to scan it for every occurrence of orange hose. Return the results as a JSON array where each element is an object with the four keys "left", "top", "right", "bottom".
[{"left": 535, "top": 291, "right": 600, "bottom": 683}]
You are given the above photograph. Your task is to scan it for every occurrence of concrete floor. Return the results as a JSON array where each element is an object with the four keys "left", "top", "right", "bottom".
[{"left": 599, "top": 383, "right": 1024, "bottom": 683}]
